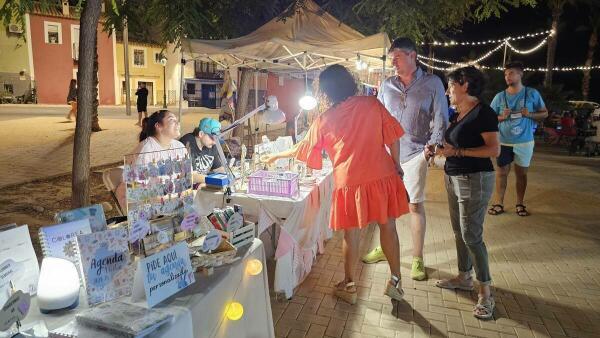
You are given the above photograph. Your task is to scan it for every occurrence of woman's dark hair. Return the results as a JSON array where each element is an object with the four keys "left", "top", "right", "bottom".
[
  {"left": 139, "top": 110, "right": 171, "bottom": 142},
  {"left": 192, "top": 127, "right": 200, "bottom": 137},
  {"left": 318, "top": 65, "right": 357, "bottom": 106},
  {"left": 447, "top": 66, "right": 486, "bottom": 98}
]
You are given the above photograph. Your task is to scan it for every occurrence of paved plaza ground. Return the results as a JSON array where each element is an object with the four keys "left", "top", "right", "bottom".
[
  {"left": 270, "top": 147, "right": 600, "bottom": 338},
  {"left": 1, "top": 107, "right": 599, "bottom": 337}
]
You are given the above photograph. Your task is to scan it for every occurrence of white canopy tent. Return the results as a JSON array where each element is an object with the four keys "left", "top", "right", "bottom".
[{"left": 181, "top": 0, "right": 391, "bottom": 73}]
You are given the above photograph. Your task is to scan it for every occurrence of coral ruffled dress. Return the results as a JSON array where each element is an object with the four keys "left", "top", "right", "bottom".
[{"left": 296, "top": 96, "right": 409, "bottom": 230}]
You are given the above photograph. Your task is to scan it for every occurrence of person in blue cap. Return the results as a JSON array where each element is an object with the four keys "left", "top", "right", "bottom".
[{"left": 180, "top": 118, "right": 225, "bottom": 184}]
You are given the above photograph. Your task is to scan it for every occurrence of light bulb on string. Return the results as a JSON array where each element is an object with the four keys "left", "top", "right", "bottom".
[
  {"left": 246, "top": 259, "right": 263, "bottom": 276},
  {"left": 226, "top": 302, "right": 244, "bottom": 321}
]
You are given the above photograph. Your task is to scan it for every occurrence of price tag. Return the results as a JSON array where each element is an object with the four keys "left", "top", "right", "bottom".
[
  {"left": 0, "top": 290, "right": 30, "bottom": 331},
  {"left": 0, "top": 259, "right": 23, "bottom": 288},
  {"left": 129, "top": 219, "right": 151, "bottom": 243},
  {"left": 202, "top": 230, "right": 222, "bottom": 252},
  {"left": 180, "top": 211, "right": 199, "bottom": 231},
  {"left": 226, "top": 213, "right": 244, "bottom": 233}
]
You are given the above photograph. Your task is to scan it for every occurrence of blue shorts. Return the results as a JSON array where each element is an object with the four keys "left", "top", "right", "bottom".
[{"left": 497, "top": 142, "right": 535, "bottom": 167}]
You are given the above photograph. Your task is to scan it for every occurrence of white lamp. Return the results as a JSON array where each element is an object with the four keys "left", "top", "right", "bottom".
[{"left": 37, "top": 257, "right": 80, "bottom": 313}]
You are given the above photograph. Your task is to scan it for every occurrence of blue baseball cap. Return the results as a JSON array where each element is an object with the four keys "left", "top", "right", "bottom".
[{"left": 198, "top": 118, "right": 221, "bottom": 135}]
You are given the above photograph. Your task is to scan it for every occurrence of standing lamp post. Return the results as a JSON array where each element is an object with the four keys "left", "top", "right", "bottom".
[{"left": 160, "top": 57, "right": 167, "bottom": 108}]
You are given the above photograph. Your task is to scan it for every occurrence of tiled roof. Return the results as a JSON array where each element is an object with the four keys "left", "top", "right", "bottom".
[{"left": 31, "top": 3, "right": 81, "bottom": 20}]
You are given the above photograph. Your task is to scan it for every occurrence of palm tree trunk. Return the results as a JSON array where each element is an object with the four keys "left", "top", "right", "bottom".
[
  {"left": 582, "top": 28, "right": 597, "bottom": 100},
  {"left": 544, "top": 5, "right": 563, "bottom": 88},
  {"left": 72, "top": 0, "right": 102, "bottom": 208}
]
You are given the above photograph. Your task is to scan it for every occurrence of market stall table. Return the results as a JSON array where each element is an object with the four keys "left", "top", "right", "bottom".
[
  {"left": 14, "top": 239, "right": 273, "bottom": 338},
  {"left": 193, "top": 165, "right": 334, "bottom": 298}
]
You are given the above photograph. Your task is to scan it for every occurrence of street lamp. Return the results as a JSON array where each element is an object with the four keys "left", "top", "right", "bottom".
[{"left": 160, "top": 57, "right": 167, "bottom": 108}]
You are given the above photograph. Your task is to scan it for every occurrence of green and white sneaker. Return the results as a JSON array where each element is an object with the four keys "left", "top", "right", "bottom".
[
  {"left": 361, "top": 246, "right": 387, "bottom": 264},
  {"left": 411, "top": 257, "right": 427, "bottom": 281}
]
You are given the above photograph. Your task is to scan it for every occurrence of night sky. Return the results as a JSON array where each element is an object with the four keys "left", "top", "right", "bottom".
[{"left": 429, "top": 3, "right": 599, "bottom": 104}]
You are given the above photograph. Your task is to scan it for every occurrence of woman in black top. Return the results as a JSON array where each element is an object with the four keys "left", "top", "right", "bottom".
[
  {"left": 66, "top": 79, "right": 77, "bottom": 121},
  {"left": 435, "top": 66, "right": 500, "bottom": 320}
]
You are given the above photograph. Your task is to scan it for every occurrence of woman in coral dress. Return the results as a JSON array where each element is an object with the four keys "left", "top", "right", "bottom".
[{"left": 296, "top": 65, "right": 409, "bottom": 304}]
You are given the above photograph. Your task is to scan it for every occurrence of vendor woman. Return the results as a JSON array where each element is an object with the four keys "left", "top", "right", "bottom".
[
  {"left": 179, "top": 118, "right": 225, "bottom": 184},
  {"left": 116, "top": 110, "right": 188, "bottom": 208}
]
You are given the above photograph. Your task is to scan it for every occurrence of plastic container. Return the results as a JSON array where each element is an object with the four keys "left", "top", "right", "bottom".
[{"left": 247, "top": 170, "right": 299, "bottom": 198}]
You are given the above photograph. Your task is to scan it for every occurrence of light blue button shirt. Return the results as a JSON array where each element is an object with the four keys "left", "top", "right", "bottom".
[{"left": 378, "top": 68, "right": 449, "bottom": 163}]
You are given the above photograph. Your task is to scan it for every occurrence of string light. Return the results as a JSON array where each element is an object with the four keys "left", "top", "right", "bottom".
[
  {"left": 417, "top": 42, "right": 505, "bottom": 69},
  {"left": 423, "top": 62, "right": 600, "bottom": 73},
  {"left": 246, "top": 259, "right": 263, "bottom": 276},
  {"left": 505, "top": 38, "right": 548, "bottom": 54},
  {"left": 420, "top": 29, "right": 554, "bottom": 46},
  {"left": 225, "top": 302, "right": 244, "bottom": 320}
]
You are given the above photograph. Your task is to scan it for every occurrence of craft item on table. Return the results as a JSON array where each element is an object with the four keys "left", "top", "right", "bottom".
[
  {"left": 0, "top": 288, "right": 30, "bottom": 332},
  {"left": 55, "top": 204, "right": 107, "bottom": 233},
  {"left": 189, "top": 235, "right": 237, "bottom": 269},
  {"left": 1, "top": 319, "right": 46, "bottom": 338},
  {"left": 75, "top": 301, "right": 172, "bottom": 337},
  {"left": 37, "top": 257, "right": 80, "bottom": 313},
  {"left": 205, "top": 173, "right": 230, "bottom": 189},
  {"left": 131, "top": 242, "right": 195, "bottom": 308},
  {"left": 76, "top": 227, "right": 133, "bottom": 306},
  {"left": 201, "top": 230, "right": 222, "bottom": 253},
  {"left": 39, "top": 219, "right": 92, "bottom": 279},
  {"left": 141, "top": 217, "right": 176, "bottom": 256},
  {"left": 0, "top": 224, "right": 17, "bottom": 232},
  {"left": 49, "top": 319, "right": 126, "bottom": 338},
  {"left": 247, "top": 170, "right": 300, "bottom": 198},
  {"left": 0, "top": 225, "right": 39, "bottom": 305}
]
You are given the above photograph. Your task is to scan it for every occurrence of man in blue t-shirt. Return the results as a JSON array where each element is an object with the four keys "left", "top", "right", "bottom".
[{"left": 489, "top": 61, "right": 547, "bottom": 217}]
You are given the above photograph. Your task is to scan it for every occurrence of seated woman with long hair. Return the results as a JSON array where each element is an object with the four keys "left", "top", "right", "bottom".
[{"left": 295, "top": 65, "right": 409, "bottom": 304}]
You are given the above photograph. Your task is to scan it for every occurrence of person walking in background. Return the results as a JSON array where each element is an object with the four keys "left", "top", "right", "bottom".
[
  {"left": 135, "top": 83, "right": 149, "bottom": 126},
  {"left": 363, "top": 37, "right": 448, "bottom": 282},
  {"left": 296, "top": 65, "right": 409, "bottom": 304},
  {"left": 435, "top": 66, "right": 500, "bottom": 320},
  {"left": 488, "top": 62, "right": 548, "bottom": 217},
  {"left": 66, "top": 79, "right": 77, "bottom": 121}
]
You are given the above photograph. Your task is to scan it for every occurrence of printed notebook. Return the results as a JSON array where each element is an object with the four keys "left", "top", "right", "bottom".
[
  {"left": 75, "top": 301, "right": 172, "bottom": 338},
  {"left": 55, "top": 204, "right": 107, "bottom": 233},
  {"left": 49, "top": 319, "right": 128, "bottom": 338},
  {"left": 76, "top": 227, "right": 133, "bottom": 305},
  {"left": 0, "top": 225, "right": 40, "bottom": 304},
  {"left": 39, "top": 219, "right": 92, "bottom": 275}
]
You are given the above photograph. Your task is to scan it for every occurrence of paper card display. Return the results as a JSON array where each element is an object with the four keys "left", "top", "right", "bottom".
[
  {"left": 135, "top": 242, "right": 195, "bottom": 308},
  {"left": 76, "top": 227, "right": 133, "bottom": 306},
  {"left": 0, "top": 225, "right": 40, "bottom": 305},
  {"left": 39, "top": 219, "right": 91, "bottom": 268},
  {"left": 123, "top": 149, "right": 194, "bottom": 247},
  {"left": 55, "top": 204, "right": 107, "bottom": 233},
  {"left": 0, "top": 290, "right": 30, "bottom": 331}
]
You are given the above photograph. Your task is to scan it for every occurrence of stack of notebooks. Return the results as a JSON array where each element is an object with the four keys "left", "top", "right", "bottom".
[{"left": 48, "top": 302, "right": 173, "bottom": 338}]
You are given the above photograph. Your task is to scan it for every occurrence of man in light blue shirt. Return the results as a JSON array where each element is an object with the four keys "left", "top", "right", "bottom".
[
  {"left": 362, "top": 37, "right": 448, "bottom": 282},
  {"left": 489, "top": 61, "right": 547, "bottom": 217}
]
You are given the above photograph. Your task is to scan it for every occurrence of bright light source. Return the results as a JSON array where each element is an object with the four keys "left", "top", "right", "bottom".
[
  {"left": 226, "top": 302, "right": 244, "bottom": 320},
  {"left": 246, "top": 259, "right": 263, "bottom": 276},
  {"left": 160, "top": 58, "right": 167, "bottom": 66},
  {"left": 299, "top": 95, "right": 317, "bottom": 110}
]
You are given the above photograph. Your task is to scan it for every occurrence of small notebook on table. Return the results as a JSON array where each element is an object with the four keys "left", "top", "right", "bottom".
[{"left": 39, "top": 219, "right": 92, "bottom": 280}]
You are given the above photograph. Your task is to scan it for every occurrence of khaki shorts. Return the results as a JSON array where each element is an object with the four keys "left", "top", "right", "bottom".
[{"left": 400, "top": 151, "right": 428, "bottom": 204}]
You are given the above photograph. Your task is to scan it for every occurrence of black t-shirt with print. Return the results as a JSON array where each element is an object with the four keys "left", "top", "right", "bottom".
[
  {"left": 179, "top": 133, "right": 222, "bottom": 174},
  {"left": 444, "top": 103, "right": 499, "bottom": 176}
]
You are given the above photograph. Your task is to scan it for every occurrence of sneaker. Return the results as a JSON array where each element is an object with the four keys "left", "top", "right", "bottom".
[
  {"left": 384, "top": 277, "right": 404, "bottom": 301},
  {"left": 334, "top": 280, "right": 357, "bottom": 304},
  {"left": 410, "top": 257, "right": 427, "bottom": 281},
  {"left": 361, "top": 246, "right": 387, "bottom": 264}
]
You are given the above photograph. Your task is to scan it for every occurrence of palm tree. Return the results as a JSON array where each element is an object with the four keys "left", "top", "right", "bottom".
[
  {"left": 581, "top": 5, "right": 600, "bottom": 100},
  {"left": 544, "top": 0, "right": 577, "bottom": 88}
]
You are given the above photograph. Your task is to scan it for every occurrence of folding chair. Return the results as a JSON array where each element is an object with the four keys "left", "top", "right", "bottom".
[{"left": 102, "top": 167, "right": 124, "bottom": 216}]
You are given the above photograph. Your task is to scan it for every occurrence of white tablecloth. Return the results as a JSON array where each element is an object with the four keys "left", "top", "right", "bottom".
[
  {"left": 15, "top": 239, "right": 273, "bottom": 338},
  {"left": 193, "top": 168, "right": 334, "bottom": 298}
]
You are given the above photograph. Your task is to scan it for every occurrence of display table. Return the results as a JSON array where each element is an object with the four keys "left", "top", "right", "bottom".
[
  {"left": 193, "top": 166, "right": 334, "bottom": 298},
  {"left": 17, "top": 239, "right": 273, "bottom": 338}
]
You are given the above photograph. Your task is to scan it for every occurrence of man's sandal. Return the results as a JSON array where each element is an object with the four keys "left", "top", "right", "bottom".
[
  {"left": 516, "top": 204, "right": 530, "bottom": 217},
  {"left": 473, "top": 297, "right": 495, "bottom": 320},
  {"left": 487, "top": 204, "right": 504, "bottom": 215}
]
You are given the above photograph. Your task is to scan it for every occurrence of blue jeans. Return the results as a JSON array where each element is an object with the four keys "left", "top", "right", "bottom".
[{"left": 445, "top": 171, "right": 494, "bottom": 285}]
